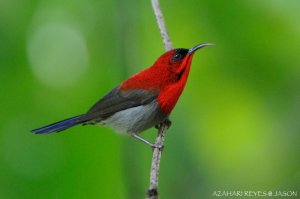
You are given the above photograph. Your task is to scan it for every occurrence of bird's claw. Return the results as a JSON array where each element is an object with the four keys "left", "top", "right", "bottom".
[
  {"left": 151, "top": 143, "right": 164, "bottom": 150},
  {"left": 155, "top": 118, "right": 172, "bottom": 129},
  {"left": 164, "top": 119, "right": 172, "bottom": 128}
]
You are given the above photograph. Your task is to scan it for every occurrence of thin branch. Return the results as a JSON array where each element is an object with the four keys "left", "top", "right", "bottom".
[
  {"left": 146, "top": 121, "right": 171, "bottom": 199},
  {"left": 151, "top": 0, "right": 173, "bottom": 51},
  {"left": 147, "top": 1, "right": 173, "bottom": 198}
]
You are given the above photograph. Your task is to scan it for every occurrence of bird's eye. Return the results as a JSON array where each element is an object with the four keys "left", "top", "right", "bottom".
[
  {"left": 173, "top": 53, "right": 181, "bottom": 60},
  {"left": 172, "top": 49, "right": 188, "bottom": 62}
]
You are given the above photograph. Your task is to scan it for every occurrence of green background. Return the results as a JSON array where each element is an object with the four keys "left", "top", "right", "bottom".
[{"left": 0, "top": 0, "right": 299, "bottom": 198}]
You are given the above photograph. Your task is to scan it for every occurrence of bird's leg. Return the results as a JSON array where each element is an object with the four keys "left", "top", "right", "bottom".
[{"left": 131, "top": 133, "right": 163, "bottom": 149}]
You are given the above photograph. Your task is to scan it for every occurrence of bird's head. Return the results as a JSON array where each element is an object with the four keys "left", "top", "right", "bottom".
[
  {"left": 120, "top": 43, "right": 213, "bottom": 93},
  {"left": 153, "top": 43, "right": 214, "bottom": 82},
  {"left": 164, "top": 43, "right": 214, "bottom": 73}
]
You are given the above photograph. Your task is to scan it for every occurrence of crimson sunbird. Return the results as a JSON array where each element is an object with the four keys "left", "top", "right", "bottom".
[{"left": 32, "top": 43, "right": 213, "bottom": 148}]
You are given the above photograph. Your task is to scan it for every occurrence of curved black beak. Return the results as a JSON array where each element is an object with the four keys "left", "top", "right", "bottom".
[{"left": 188, "top": 43, "right": 214, "bottom": 54}]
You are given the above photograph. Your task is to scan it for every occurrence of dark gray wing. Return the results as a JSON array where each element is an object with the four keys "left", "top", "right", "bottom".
[{"left": 84, "top": 86, "right": 158, "bottom": 120}]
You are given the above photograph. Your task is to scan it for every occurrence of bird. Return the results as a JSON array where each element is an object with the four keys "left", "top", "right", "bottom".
[{"left": 31, "top": 43, "right": 213, "bottom": 148}]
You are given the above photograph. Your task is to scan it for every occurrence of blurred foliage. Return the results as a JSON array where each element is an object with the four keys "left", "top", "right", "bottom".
[{"left": 0, "top": 0, "right": 300, "bottom": 198}]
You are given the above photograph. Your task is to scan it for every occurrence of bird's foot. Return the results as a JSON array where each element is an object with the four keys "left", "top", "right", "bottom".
[
  {"left": 155, "top": 118, "right": 172, "bottom": 129},
  {"left": 150, "top": 143, "right": 164, "bottom": 150},
  {"left": 164, "top": 118, "right": 172, "bottom": 128}
]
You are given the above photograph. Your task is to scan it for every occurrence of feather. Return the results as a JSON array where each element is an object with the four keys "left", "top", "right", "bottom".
[
  {"left": 83, "top": 86, "right": 158, "bottom": 120},
  {"left": 31, "top": 115, "right": 84, "bottom": 134}
]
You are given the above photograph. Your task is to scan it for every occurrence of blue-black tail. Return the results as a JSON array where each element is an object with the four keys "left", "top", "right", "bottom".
[{"left": 31, "top": 115, "right": 85, "bottom": 134}]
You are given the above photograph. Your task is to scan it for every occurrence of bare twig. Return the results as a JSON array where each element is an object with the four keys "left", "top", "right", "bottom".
[
  {"left": 147, "top": 1, "right": 173, "bottom": 198},
  {"left": 146, "top": 121, "right": 171, "bottom": 199},
  {"left": 151, "top": 0, "right": 173, "bottom": 51}
]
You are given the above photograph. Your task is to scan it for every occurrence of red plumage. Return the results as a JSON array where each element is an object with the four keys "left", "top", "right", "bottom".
[{"left": 121, "top": 50, "right": 196, "bottom": 114}]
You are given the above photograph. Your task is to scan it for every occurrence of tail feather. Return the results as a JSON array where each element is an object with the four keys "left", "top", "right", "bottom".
[{"left": 31, "top": 115, "right": 85, "bottom": 134}]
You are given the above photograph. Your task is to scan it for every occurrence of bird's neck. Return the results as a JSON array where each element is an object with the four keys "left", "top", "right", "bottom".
[{"left": 157, "top": 65, "right": 191, "bottom": 114}]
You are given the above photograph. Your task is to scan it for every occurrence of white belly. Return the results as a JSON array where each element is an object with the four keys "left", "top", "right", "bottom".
[{"left": 99, "top": 100, "right": 166, "bottom": 134}]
